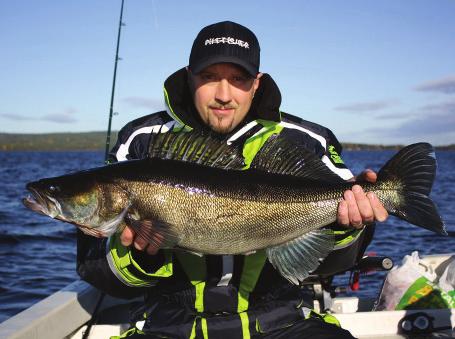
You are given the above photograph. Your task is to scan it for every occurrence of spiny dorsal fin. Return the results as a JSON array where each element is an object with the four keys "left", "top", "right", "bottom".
[
  {"left": 250, "top": 134, "right": 345, "bottom": 183},
  {"left": 147, "top": 127, "right": 245, "bottom": 170}
]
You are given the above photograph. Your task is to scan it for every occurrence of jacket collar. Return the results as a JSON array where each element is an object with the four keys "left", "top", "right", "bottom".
[{"left": 163, "top": 67, "right": 282, "bottom": 130}]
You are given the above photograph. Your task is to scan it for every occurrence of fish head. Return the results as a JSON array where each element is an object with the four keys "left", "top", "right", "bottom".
[
  {"left": 23, "top": 171, "right": 132, "bottom": 237},
  {"left": 23, "top": 175, "right": 102, "bottom": 226},
  {"left": 23, "top": 167, "right": 133, "bottom": 237}
]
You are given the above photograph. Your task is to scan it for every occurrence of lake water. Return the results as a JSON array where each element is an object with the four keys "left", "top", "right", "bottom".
[{"left": 0, "top": 149, "right": 454, "bottom": 323}]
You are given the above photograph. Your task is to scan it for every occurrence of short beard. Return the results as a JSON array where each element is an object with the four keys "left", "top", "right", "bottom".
[{"left": 207, "top": 116, "right": 234, "bottom": 134}]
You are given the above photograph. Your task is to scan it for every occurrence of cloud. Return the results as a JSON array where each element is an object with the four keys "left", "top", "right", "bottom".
[
  {"left": 0, "top": 113, "right": 34, "bottom": 121},
  {"left": 365, "top": 99, "right": 455, "bottom": 138},
  {"left": 364, "top": 114, "right": 455, "bottom": 144},
  {"left": 386, "top": 113, "right": 454, "bottom": 136},
  {"left": 42, "top": 113, "right": 77, "bottom": 123},
  {"left": 419, "top": 101, "right": 455, "bottom": 113},
  {"left": 334, "top": 100, "right": 399, "bottom": 113},
  {"left": 123, "top": 96, "right": 165, "bottom": 110},
  {"left": 414, "top": 75, "right": 455, "bottom": 94},
  {"left": 374, "top": 112, "right": 415, "bottom": 120},
  {"left": 373, "top": 100, "right": 455, "bottom": 121},
  {"left": 0, "top": 108, "right": 78, "bottom": 124}
]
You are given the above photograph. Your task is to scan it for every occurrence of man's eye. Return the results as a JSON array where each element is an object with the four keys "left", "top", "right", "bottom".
[
  {"left": 200, "top": 73, "right": 216, "bottom": 81},
  {"left": 232, "top": 76, "right": 247, "bottom": 82}
]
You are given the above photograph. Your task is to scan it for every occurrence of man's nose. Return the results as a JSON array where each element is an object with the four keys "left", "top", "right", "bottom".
[{"left": 215, "top": 79, "right": 232, "bottom": 104}]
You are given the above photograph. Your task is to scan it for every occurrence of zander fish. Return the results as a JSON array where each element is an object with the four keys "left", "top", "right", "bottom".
[{"left": 23, "top": 130, "right": 446, "bottom": 284}]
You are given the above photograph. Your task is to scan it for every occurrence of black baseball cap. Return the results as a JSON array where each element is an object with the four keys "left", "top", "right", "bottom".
[{"left": 189, "top": 21, "right": 260, "bottom": 76}]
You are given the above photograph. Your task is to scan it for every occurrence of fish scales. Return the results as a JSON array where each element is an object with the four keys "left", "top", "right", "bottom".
[{"left": 112, "top": 163, "right": 349, "bottom": 254}]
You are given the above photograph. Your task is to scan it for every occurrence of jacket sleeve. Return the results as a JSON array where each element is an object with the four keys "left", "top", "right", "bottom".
[
  {"left": 279, "top": 113, "right": 354, "bottom": 180},
  {"left": 323, "top": 128, "right": 354, "bottom": 179},
  {"left": 108, "top": 111, "right": 171, "bottom": 162},
  {"left": 76, "top": 232, "right": 147, "bottom": 298}
]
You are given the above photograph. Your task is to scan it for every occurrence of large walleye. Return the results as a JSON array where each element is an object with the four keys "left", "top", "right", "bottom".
[{"left": 23, "top": 130, "right": 446, "bottom": 284}]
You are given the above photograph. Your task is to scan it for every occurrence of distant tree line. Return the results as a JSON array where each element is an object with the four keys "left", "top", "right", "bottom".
[
  {"left": 0, "top": 132, "right": 118, "bottom": 151},
  {"left": 0, "top": 132, "right": 453, "bottom": 151}
]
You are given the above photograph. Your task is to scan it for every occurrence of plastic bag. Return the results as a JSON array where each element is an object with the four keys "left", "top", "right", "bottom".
[
  {"left": 438, "top": 255, "right": 455, "bottom": 298},
  {"left": 375, "top": 251, "right": 455, "bottom": 311}
]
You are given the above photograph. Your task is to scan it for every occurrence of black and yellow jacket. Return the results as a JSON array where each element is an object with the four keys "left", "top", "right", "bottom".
[{"left": 77, "top": 68, "right": 373, "bottom": 339}]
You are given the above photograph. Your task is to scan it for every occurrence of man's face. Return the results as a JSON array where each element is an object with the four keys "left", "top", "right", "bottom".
[{"left": 189, "top": 63, "right": 261, "bottom": 134}]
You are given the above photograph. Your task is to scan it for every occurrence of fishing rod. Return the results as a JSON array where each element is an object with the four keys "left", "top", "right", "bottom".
[{"left": 104, "top": 0, "right": 125, "bottom": 163}]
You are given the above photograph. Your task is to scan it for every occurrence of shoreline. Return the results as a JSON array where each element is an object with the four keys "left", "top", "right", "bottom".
[{"left": 1, "top": 132, "right": 453, "bottom": 151}]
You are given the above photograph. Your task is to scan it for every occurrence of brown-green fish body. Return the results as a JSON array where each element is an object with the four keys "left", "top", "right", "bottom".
[{"left": 23, "top": 131, "right": 446, "bottom": 284}]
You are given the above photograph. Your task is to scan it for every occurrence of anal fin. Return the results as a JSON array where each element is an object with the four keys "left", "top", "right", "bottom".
[{"left": 266, "top": 229, "right": 335, "bottom": 285}]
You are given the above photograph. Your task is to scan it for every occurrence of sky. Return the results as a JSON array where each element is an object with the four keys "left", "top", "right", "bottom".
[{"left": 1, "top": 0, "right": 454, "bottom": 145}]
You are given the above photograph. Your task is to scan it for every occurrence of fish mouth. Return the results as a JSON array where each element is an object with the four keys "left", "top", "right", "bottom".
[{"left": 23, "top": 186, "right": 61, "bottom": 219}]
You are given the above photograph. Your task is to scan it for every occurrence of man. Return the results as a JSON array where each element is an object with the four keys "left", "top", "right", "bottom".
[{"left": 78, "top": 21, "right": 388, "bottom": 338}]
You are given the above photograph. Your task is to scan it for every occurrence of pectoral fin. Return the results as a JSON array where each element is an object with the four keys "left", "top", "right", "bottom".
[
  {"left": 125, "top": 215, "right": 181, "bottom": 251},
  {"left": 266, "top": 230, "right": 335, "bottom": 285}
]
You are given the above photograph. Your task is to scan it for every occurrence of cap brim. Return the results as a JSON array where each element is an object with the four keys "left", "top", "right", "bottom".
[{"left": 190, "top": 55, "right": 258, "bottom": 76}]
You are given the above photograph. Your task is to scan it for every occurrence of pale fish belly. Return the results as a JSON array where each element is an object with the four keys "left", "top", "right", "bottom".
[{"left": 137, "top": 182, "right": 341, "bottom": 254}]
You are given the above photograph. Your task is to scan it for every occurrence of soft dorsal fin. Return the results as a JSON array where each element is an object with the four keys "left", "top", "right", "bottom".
[
  {"left": 147, "top": 127, "right": 245, "bottom": 170},
  {"left": 250, "top": 134, "right": 345, "bottom": 184}
]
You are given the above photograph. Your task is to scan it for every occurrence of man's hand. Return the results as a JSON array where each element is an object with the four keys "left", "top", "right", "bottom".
[
  {"left": 120, "top": 225, "right": 161, "bottom": 255},
  {"left": 337, "top": 169, "right": 388, "bottom": 229}
]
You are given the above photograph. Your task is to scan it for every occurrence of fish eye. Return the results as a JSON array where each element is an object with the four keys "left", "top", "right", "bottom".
[{"left": 49, "top": 185, "right": 60, "bottom": 192}]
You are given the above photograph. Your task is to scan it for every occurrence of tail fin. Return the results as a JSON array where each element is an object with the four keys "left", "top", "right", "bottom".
[{"left": 378, "top": 143, "right": 446, "bottom": 235}]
